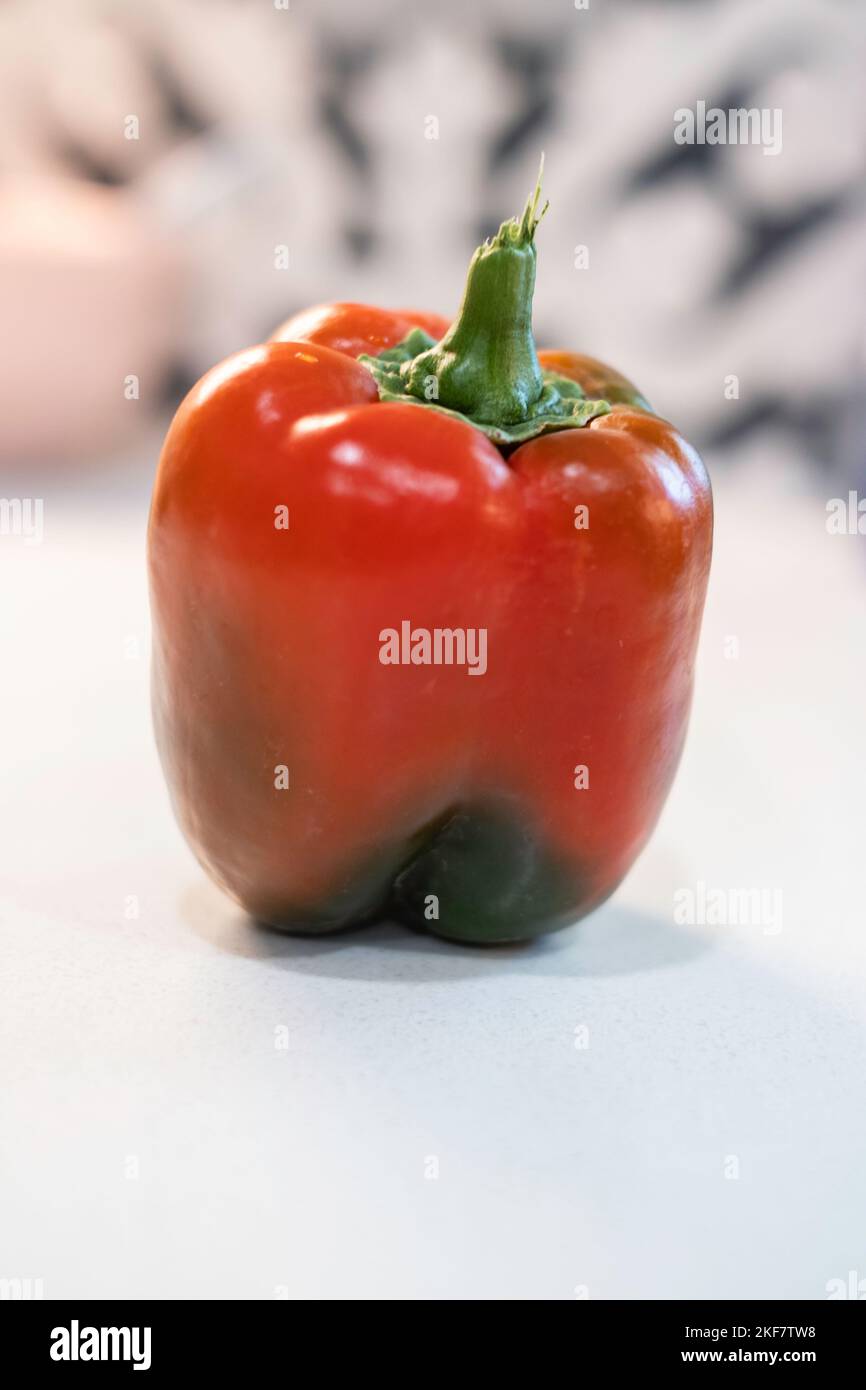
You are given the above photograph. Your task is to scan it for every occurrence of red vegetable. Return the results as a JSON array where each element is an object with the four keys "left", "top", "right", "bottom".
[{"left": 149, "top": 169, "right": 712, "bottom": 943}]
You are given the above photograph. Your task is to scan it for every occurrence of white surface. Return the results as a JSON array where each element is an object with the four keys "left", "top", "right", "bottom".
[{"left": 1, "top": 447, "right": 865, "bottom": 1300}]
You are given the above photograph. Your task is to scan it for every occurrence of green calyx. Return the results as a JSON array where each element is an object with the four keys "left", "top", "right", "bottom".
[{"left": 359, "top": 158, "right": 611, "bottom": 446}]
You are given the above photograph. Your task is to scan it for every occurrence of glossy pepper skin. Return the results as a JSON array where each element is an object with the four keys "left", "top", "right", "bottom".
[{"left": 149, "top": 175, "right": 712, "bottom": 945}]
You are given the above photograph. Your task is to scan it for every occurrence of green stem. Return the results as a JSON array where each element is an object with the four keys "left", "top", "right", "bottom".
[
  {"left": 358, "top": 158, "right": 612, "bottom": 447},
  {"left": 402, "top": 160, "right": 549, "bottom": 425}
]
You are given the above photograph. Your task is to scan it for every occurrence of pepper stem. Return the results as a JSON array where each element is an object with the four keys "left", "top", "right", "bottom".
[
  {"left": 357, "top": 157, "right": 612, "bottom": 446},
  {"left": 401, "top": 157, "right": 550, "bottom": 426}
]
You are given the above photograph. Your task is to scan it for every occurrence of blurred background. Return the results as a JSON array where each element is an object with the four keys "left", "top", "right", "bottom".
[
  {"left": 3, "top": 0, "right": 866, "bottom": 1300},
  {"left": 0, "top": 0, "right": 863, "bottom": 478}
]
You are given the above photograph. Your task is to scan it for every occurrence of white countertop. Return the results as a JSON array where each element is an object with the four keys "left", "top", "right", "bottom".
[{"left": 2, "top": 445, "right": 864, "bottom": 1300}]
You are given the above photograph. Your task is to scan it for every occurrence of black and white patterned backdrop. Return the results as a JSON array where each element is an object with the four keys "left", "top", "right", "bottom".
[{"left": 1, "top": 0, "right": 864, "bottom": 481}]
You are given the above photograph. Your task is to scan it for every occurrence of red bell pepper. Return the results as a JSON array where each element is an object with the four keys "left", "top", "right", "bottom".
[{"left": 148, "top": 169, "right": 712, "bottom": 944}]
